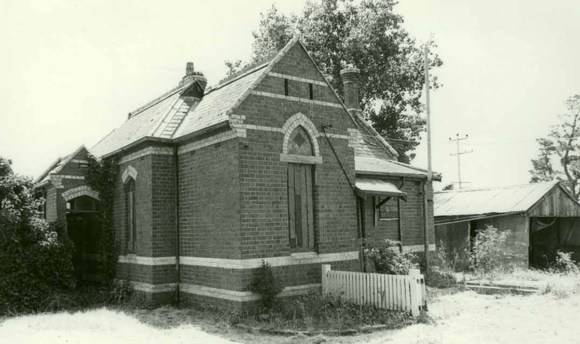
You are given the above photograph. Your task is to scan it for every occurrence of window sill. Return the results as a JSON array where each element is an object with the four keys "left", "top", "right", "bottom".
[{"left": 290, "top": 251, "right": 318, "bottom": 259}]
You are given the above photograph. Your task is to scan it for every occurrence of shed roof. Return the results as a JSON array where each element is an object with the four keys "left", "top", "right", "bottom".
[{"left": 434, "top": 181, "right": 568, "bottom": 217}]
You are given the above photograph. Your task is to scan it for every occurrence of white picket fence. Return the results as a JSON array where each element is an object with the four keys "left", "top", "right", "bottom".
[{"left": 321, "top": 264, "right": 427, "bottom": 316}]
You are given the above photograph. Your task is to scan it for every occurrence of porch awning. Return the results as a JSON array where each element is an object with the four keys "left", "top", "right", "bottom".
[{"left": 355, "top": 178, "right": 406, "bottom": 200}]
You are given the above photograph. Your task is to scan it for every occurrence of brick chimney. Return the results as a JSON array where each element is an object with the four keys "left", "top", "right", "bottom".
[
  {"left": 340, "top": 67, "right": 361, "bottom": 115},
  {"left": 180, "top": 61, "right": 207, "bottom": 91}
]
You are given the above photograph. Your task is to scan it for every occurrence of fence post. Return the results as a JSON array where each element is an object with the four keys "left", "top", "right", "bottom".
[
  {"left": 408, "top": 269, "right": 420, "bottom": 316},
  {"left": 321, "top": 264, "right": 331, "bottom": 295}
]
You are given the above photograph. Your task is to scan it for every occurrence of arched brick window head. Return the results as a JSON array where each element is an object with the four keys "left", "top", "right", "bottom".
[{"left": 287, "top": 126, "right": 314, "bottom": 156}]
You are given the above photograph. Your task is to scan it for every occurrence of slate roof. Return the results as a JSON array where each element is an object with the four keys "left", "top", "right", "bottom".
[
  {"left": 85, "top": 36, "right": 431, "bottom": 181},
  {"left": 173, "top": 63, "right": 269, "bottom": 138},
  {"left": 434, "top": 181, "right": 563, "bottom": 217},
  {"left": 90, "top": 59, "right": 273, "bottom": 158}
]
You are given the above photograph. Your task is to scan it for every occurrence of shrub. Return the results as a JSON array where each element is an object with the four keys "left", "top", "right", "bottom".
[
  {"left": 365, "top": 239, "right": 418, "bottom": 275},
  {"left": 109, "top": 280, "right": 133, "bottom": 305},
  {"left": 0, "top": 157, "right": 75, "bottom": 315},
  {"left": 434, "top": 240, "right": 470, "bottom": 272},
  {"left": 249, "top": 261, "right": 282, "bottom": 312},
  {"left": 470, "top": 226, "right": 510, "bottom": 275},
  {"left": 551, "top": 250, "right": 579, "bottom": 274}
]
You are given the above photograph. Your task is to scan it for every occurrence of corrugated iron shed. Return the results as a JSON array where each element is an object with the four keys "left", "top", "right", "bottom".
[{"left": 434, "top": 181, "right": 565, "bottom": 217}]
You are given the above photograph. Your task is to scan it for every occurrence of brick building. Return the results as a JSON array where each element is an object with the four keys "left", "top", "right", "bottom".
[{"left": 36, "top": 37, "right": 436, "bottom": 308}]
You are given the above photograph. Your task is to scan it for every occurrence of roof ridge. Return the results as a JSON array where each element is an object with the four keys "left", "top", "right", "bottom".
[
  {"left": 221, "top": 36, "right": 301, "bottom": 119},
  {"left": 435, "top": 181, "right": 559, "bottom": 194},
  {"left": 210, "top": 60, "right": 273, "bottom": 92},
  {"left": 205, "top": 62, "right": 270, "bottom": 96},
  {"left": 52, "top": 145, "right": 86, "bottom": 175},
  {"left": 128, "top": 81, "right": 193, "bottom": 119}
]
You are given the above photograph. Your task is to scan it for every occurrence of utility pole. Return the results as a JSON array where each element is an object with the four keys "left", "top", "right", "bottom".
[
  {"left": 449, "top": 134, "right": 473, "bottom": 189},
  {"left": 423, "top": 43, "right": 432, "bottom": 275}
]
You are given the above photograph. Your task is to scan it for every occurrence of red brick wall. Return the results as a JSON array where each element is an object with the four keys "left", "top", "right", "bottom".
[
  {"left": 235, "top": 42, "right": 359, "bottom": 259},
  {"left": 151, "top": 154, "right": 176, "bottom": 257},
  {"left": 177, "top": 138, "right": 241, "bottom": 259},
  {"left": 363, "top": 177, "right": 435, "bottom": 247},
  {"left": 114, "top": 153, "right": 154, "bottom": 257}
]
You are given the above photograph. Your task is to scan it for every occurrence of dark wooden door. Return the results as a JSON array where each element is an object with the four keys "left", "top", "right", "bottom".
[
  {"left": 288, "top": 164, "right": 314, "bottom": 249},
  {"left": 67, "top": 213, "right": 101, "bottom": 283}
]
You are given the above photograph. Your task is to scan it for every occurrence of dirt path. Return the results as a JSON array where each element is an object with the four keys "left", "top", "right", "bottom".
[
  {"left": 3, "top": 291, "right": 580, "bottom": 344},
  {"left": 0, "top": 308, "right": 239, "bottom": 344},
  {"left": 366, "top": 290, "right": 580, "bottom": 344}
]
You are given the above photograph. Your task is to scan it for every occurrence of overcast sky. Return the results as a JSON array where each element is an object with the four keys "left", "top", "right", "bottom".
[{"left": 1, "top": 0, "right": 579, "bottom": 190}]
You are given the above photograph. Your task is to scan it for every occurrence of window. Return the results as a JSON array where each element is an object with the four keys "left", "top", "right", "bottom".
[
  {"left": 288, "top": 164, "right": 314, "bottom": 250},
  {"left": 378, "top": 197, "right": 399, "bottom": 221},
  {"left": 309, "top": 83, "right": 314, "bottom": 100},
  {"left": 284, "top": 78, "right": 289, "bottom": 96},
  {"left": 286, "top": 126, "right": 315, "bottom": 250},
  {"left": 287, "top": 126, "right": 314, "bottom": 156},
  {"left": 125, "top": 178, "right": 136, "bottom": 252},
  {"left": 66, "top": 196, "right": 99, "bottom": 212}
]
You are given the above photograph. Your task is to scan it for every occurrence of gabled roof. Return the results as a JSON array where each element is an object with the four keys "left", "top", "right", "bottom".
[
  {"left": 173, "top": 62, "right": 270, "bottom": 139},
  {"left": 35, "top": 145, "right": 87, "bottom": 185},
  {"left": 434, "top": 181, "right": 569, "bottom": 217},
  {"left": 85, "top": 36, "right": 430, "bottom": 182},
  {"left": 91, "top": 82, "right": 196, "bottom": 157},
  {"left": 90, "top": 43, "right": 282, "bottom": 157}
]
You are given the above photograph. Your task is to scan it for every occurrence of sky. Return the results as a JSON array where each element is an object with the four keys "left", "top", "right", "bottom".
[{"left": 1, "top": 0, "right": 579, "bottom": 190}]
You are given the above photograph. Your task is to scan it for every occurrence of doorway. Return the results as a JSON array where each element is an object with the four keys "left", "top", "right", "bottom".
[{"left": 66, "top": 195, "right": 102, "bottom": 283}]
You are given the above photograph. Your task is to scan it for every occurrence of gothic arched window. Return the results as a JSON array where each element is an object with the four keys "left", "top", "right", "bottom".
[{"left": 287, "top": 126, "right": 314, "bottom": 156}]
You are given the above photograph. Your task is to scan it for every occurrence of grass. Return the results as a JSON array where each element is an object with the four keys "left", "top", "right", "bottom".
[
  {"left": 129, "top": 292, "right": 415, "bottom": 335},
  {"left": 242, "top": 292, "right": 415, "bottom": 333}
]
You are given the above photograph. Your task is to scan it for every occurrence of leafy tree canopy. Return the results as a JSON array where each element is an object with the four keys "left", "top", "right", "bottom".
[
  {"left": 226, "top": 0, "right": 443, "bottom": 162},
  {"left": 530, "top": 95, "right": 580, "bottom": 198},
  {"left": 0, "top": 156, "right": 75, "bottom": 314}
]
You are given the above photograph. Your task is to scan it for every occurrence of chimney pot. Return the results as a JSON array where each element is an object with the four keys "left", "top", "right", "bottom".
[
  {"left": 179, "top": 61, "right": 207, "bottom": 92},
  {"left": 186, "top": 62, "right": 194, "bottom": 75},
  {"left": 340, "top": 67, "right": 361, "bottom": 114}
]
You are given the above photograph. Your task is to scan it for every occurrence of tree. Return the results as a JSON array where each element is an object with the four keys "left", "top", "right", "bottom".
[
  {"left": 0, "top": 157, "right": 75, "bottom": 314},
  {"left": 530, "top": 95, "right": 580, "bottom": 199},
  {"left": 228, "top": 0, "right": 443, "bottom": 162}
]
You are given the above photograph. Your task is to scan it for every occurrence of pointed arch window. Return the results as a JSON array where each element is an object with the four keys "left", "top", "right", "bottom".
[
  {"left": 288, "top": 126, "right": 314, "bottom": 156},
  {"left": 286, "top": 126, "right": 315, "bottom": 250},
  {"left": 125, "top": 178, "right": 136, "bottom": 252}
]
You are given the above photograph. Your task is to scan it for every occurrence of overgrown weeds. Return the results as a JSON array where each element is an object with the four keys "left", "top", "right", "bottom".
[{"left": 247, "top": 292, "right": 415, "bottom": 332}]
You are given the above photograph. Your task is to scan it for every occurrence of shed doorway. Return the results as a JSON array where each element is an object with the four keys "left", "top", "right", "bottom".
[
  {"left": 529, "top": 217, "right": 580, "bottom": 269},
  {"left": 66, "top": 195, "right": 102, "bottom": 283}
]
